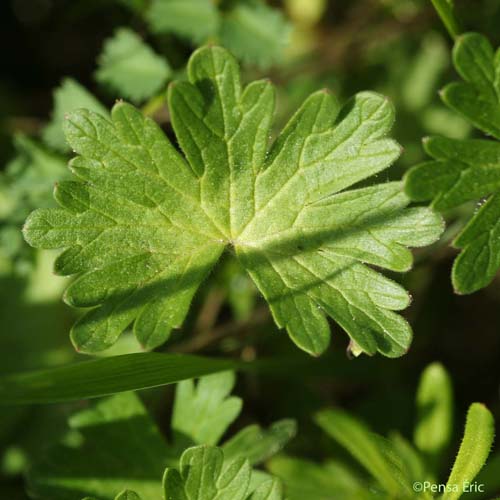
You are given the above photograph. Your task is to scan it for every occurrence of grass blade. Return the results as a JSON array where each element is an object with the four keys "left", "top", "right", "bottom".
[{"left": 0, "top": 353, "right": 237, "bottom": 404}]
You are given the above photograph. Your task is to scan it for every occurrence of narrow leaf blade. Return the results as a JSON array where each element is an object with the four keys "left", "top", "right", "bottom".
[
  {"left": 0, "top": 353, "right": 236, "bottom": 404},
  {"left": 315, "top": 408, "right": 413, "bottom": 496},
  {"left": 442, "top": 403, "right": 495, "bottom": 500}
]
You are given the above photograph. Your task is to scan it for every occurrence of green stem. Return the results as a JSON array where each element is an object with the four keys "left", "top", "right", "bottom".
[
  {"left": 141, "top": 93, "right": 166, "bottom": 117},
  {"left": 430, "top": 0, "right": 461, "bottom": 40}
]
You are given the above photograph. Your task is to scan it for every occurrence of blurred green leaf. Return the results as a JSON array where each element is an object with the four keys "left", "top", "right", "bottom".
[
  {"left": 314, "top": 408, "right": 414, "bottom": 496},
  {"left": 390, "top": 432, "right": 428, "bottom": 486},
  {"left": 248, "top": 479, "right": 283, "bottom": 500},
  {"left": 28, "top": 373, "right": 291, "bottom": 499},
  {"left": 0, "top": 135, "right": 67, "bottom": 224},
  {"left": 28, "top": 392, "right": 170, "bottom": 500},
  {"left": 43, "top": 79, "right": 108, "bottom": 152},
  {"left": 401, "top": 34, "right": 448, "bottom": 111},
  {"left": 267, "top": 456, "right": 371, "bottom": 500},
  {"left": 414, "top": 363, "right": 453, "bottom": 465},
  {"left": 96, "top": 28, "right": 170, "bottom": 103},
  {"left": 219, "top": 0, "right": 291, "bottom": 68},
  {"left": 146, "top": 0, "right": 219, "bottom": 42},
  {"left": 442, "top": 33, "right": 500, "bottom": 138},
  {"left": 218, "top": 259, "right": 256, "bottom": 321},
  {"left": 222, "top": 420, "right": 297, "bottom": 466},
  {"left": 0, "top": 353, "right": 236, "bottom": 404}
]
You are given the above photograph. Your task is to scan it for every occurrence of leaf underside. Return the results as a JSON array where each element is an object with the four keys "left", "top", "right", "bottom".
[
  {"left": 24, "top": 45, "right": 442, "bottom": 357},
  {"left": 405, "top": 33, "right": 500, "bottom": 294}
]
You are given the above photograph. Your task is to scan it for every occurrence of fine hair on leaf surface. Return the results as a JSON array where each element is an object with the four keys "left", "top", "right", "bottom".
[
  {"left": 442, "top": 403, "right": 495, "bottom": 500},
  {"left": 23, "top": 45, "right": 443, "bottom": 358}
]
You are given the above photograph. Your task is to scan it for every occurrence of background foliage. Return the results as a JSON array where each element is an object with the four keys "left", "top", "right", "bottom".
[{"left": 1, "top": 0, "right": 500, "bottom": 498}]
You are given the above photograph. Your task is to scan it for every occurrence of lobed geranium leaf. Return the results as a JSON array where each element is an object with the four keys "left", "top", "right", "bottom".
[
  {"left": 247, "top": 478, "right": 283, "bottom": 500},
  {"left": 163, "top": 445, "right": 283, "bottom": 500},
  {"left": 0, "top": 135, "right": 69, "bottom": 267},
  {"left": 222, "top": 419, "right": 297, "bottom": 466},
  {"left": 0, "top": 135, "right": 68, "bottom": 222},
  {"left": 163, "top": 446, "right": 250, "bottom": 500},
  {"left": 172, "top": 371, "right": 242, "bottom": 447},
  {"left": 145, "top": 0, "right": 290, "bottom": 68},
  {"left": 95, "top": 28, "right": 171, "bottom": 103},
  {"left": 24, "top": 45, "right": 443, "bottom": 357},
  {"left": 146, "top": 0, "right": 219, "bottom": 43},
  {"left": 219, "top": 0, "right": 291, "bottom": 69},
  {"left": 405, "top": 33, "right": 500, "bottom": 294},
  {"left": 441, "top": 33, "right": 500, "bottom": 139}
]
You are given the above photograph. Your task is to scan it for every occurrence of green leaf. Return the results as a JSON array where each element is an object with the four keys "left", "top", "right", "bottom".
[
  {"left": 95, "top": 28, "right": 171, "bottom": 104},
  {"left": 43, "top": 78, "right": 108, "bottom": 152},
  {"left": 0, "top": 135, "right": 69, "bottom": 269},
  {"left": 146, "top": 0, "right": 219, "bottom": 43},
  {"left": 24, "top": 45, "right": 443, "bottom": 357},
  {"left": 405, "top": 137, "right": 500, "bottom": 212},
  {"left": 405, "top": 137, "right": 500, "bottom": 293},
  {"left": 222, "top": 420, "right": 297, "bottom": 466},
  {"left": 28, "top": 392, "right": 170, "bottom": 500},
  {"left": 267, "top": 456, "right": 371, "bottom": 500},
  {"left": 389, "top": 433, "right": 427, "bottom": 486},
  {"left": 405, "top": 33, "right": 500, "bottom": 294},
  {"left": 314, "top": 408, "right": 413, "bottom": 496},
  {"left": 442, "top": 33, "right": 500, "bottom": 139},
  {"left": 162, "top": 445, "right": 253, "bottom": 500},
  {"left": 219, "top": 0, "right": 291, "bottom": 68},
  {"left": 115, "top": 492, "right": 142, "bottom": 500},
  {"left": 248, "top": 478, "right": 283, "bottom": 500},
  {"left": 28, "top": 372, "right": 291, "bottom": 499},
  {"left": 442, "top": 403, "right": 495, "bottom": 500},
  {"left": 0, "top": 353, "right": 235, "bottom": 404},
  {"left": 414, "top": 363, "right": 454, "bottom": 463},
  {"left": 0, "top": 135, "right": 68, "bottom": 224},
  {"left": 430, "top": 0, "right": 461, "bottom": 39},
  {"left": 172, "top": 371, "right": 242, "bottom": 446}
]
